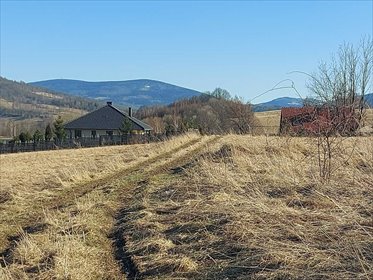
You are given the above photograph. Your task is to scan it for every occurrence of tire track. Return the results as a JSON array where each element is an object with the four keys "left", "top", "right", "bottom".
[
  {"left": 110, "top": 135, "right": 223, "bottom": 279},
  {"left": 0, "top": 135, "right": 204, "bottom": 272}
]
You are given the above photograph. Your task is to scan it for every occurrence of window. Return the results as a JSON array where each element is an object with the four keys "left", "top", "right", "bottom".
[
  {"left": 106, "top": 130, "right": 113, "bottom": 140},
  {"left": 74, "top": 130, "right": 82, "bottom": 138},
  {"left": 91, "top": 130, "right": 96, "bottom": 139}
]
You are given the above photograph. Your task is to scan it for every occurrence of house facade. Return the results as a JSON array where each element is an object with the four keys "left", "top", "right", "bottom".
[{"left": 64, "top": 102, "right": 152, "bottom": 139}]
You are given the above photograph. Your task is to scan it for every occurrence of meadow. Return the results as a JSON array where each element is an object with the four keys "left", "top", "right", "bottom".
[{"left": 0, "top": 129, "right": 372, "bottom": 279}]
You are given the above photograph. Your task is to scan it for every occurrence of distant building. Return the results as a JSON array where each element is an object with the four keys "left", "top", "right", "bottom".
[
  {"left": 65, "top": 102, "right": 152, "bottom": 139},
  {"left": 280, "top": 106, "right": 358, "bottom": 135}
]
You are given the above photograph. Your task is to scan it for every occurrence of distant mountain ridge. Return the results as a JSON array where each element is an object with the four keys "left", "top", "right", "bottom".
[
  {"left": 365, "top": 93, "right": 373, "bottom": 107},
  {"left": 30, "top": 79, "right": 202, "bottom": 107},
  {"left": 253, "top": 94, "right": 373, "bottom": 112},
  {"left": 253, "top": 97, "right": 304, "bottom": 112},
  {"left": 26, "top": 78, "right": 373, "bottom": 111}
]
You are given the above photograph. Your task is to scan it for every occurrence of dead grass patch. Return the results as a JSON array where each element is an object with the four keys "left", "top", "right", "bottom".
[
  {"left": 0, "top": 133, "right": 202, "bottom": 279},
  {"left": 118, "top": 135, "right": 373, "bottom": 279},
  {"left": 1, "top": 134, "right": 372, "bottom": 279}
]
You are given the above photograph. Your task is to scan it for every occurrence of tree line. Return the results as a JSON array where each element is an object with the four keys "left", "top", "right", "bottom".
[{"left": 9, "top": 116, "right": 66, "bottom": 144}]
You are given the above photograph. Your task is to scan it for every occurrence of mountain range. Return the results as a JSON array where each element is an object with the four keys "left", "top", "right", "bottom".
[
  {"left": 252, "top": 97, "right": 304, "bottom": 112},
  {"left": 252, "top": 95, "right": 373, "bottom": 112},
  {"left": 29, "top": 79, "right": 202, "bottom": 107},
  {"left": 30, "top": 78, "right": 373, "bottom": 111}
]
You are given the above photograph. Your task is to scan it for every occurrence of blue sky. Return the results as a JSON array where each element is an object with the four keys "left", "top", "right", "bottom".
[{"left": 1, "top": 1, "right": 372, "bottom": 103}]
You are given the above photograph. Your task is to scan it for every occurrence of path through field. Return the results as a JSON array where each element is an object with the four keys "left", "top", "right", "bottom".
[
  {"left": 0, "top": 134, "right": 223, "bottom": 279},
  {"left": 1, "top": 134, "right": 372, "bottom": 279}
]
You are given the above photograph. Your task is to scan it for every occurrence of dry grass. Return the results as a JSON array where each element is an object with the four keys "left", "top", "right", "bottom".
[
  {"left": 120, "top": 135, "right": 373, "bottom": 279},
  {"left": 1, "top": 189, "right": 122, "bottom": 279},
  {"left": 363, "top": 108, "right": 373, "bottom": 126},
  {"left": 253, "top": 110, "right": 281, "bottom": 135},
  {"left": 254, "top": 110, "right": 281, "bottom": 126},
  {"left": 1, "top": 133, "right": 372, "bottom": 279},
  {"left": 0, "top": 132, "right": 203, "bottom": 279}
]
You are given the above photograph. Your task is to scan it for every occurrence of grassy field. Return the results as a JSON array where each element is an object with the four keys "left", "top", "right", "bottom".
[
  {"left": 253, "top": 110, "right": 281, "bottom": 135},
  {"left": 1, "top": 133, "right": 372, "bottom": 279},
  {"left": 364, "top": 108, "right": 373, "bottom": 126}
]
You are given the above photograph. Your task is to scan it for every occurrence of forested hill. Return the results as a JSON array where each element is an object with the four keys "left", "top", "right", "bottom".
[
  {"left": 29, "top": 79, "right": 202, "bottom": 107},
  {"left": 0, "top": 77, "right": 100, "bottom": 119},
  {"left": 0, "top": 77, "right": 102, "bottom": 137},
  {"left": 135, "top": 92, "right": 257, "bottom": 135}
]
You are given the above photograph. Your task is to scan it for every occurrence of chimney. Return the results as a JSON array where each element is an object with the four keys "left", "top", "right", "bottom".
[
  {"left": 107, "top": 101, "right": 112, "bottom": 106},
  {"left": 128, "top": 107, "right": 132, "bottom": 117}
]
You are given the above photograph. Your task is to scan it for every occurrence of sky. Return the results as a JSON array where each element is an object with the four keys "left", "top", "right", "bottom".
[{"left": 1, "top": 0, "right": 372, "bottom": 103}]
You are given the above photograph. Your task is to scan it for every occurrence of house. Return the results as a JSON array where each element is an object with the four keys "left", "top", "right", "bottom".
[
  {"left": 280, "top": 106, "right": 358, "bottom": 135},
  {"left": 65, "top": 102, "right": 152, "bottom": 139}
]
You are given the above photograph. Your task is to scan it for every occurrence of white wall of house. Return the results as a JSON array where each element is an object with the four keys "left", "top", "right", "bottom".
[
  {"left": 67, "top": 129, "right": 147, "bottom": 139},
  {"left": 82, "top": 129, "right": 121, "bottom": 138}
]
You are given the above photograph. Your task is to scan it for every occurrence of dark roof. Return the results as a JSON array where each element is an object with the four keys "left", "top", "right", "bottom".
[
  {"left": 65, "top": 104, "right": 152, "bottom": 131},
  {"left": 280, "top": 107, "right": 315, "bottom": 119}
]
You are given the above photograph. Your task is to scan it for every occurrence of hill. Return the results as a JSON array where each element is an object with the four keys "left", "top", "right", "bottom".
[
  {"left": 0, "top": 77, "right": 101, "bottom": 138},
  {"left": 29, "top": 79, "right": 202, "bottom": 107},
  {"left": 253, "top": 97, "right": 303, "bottom": 112},
  {"left": 136, "top": 93, "right": 256, "bottom": 135},
  {"left": 253, "top": 94, "right": 373, "bottom": 112},
  {"left": 365, "top": 93, "right": 373, "bottom": 107}
]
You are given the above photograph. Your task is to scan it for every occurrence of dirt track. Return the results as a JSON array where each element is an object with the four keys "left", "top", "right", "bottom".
[
  {"left": 0, "top": 134, "right": 222, "bottom": 279},
  {"left": 110, "top": 135, "right": 222, "bottom": 279}
]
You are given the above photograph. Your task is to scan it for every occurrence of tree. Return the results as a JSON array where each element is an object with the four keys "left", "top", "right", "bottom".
[
  {"left": 164, "top": 115, "right": 177, "bottom": 136},
  {"left": 19, "top": 132, "right": 27, "bottom": 143},
  {"left": 228, "top": 100, "right": 256, "bottom": 134},
  {"left": 306, "top": 38, "right": 373, "bottom": 181},
  {"left": 207, "top": 88, "right": 232, "bottom": 100},
  {"left": 53, "top": 116, "right": 66, "bottom": 142},
  {"left": 33, "top": 129, "right": 43, "bottom": 142},
  {"left": 307, "top": 37, "right": 373, "bottom": 120},
  {"left": 119, "top": 117, "right": 133, "bottom": 135},
  {"left": 45, "top": 124, "right": 53, "bottom": 141},
  {"left": 25, "top": 131, "right": 32, "bottom": 143}
]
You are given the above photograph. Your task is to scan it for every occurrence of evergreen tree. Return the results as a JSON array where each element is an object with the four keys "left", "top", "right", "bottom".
[
  {"left": 53, "top": 116, "right": 66, "bottom": 141},
  {"left": 45, "top": 124, "right": 53, "bottom": 141},
  {"left": 119, "top": 117, "right": 132, "bottom": 135},
  {"left": 19, "top": 132, "right": 27, "bottom": 143},
  {"left": 25, "top": 131, "right": 32, "bottom": 143},
  {"left": 33, "top": 129, "right": 43, "bottom": 142}
]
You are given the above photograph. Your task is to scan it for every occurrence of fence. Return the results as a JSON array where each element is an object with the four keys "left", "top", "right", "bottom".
[
  {"left": 0, "top": 134, "right": 170, "bottom": 154},
  {"left": 0, "top": 126, "right": 282, "bottom": 154},
  {"left": 250, "top": 126, "right": 279, "bottom": 136}
]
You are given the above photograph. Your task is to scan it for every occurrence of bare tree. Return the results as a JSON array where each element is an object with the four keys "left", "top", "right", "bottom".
[
  {"left": 306, "top": 37, "right": 372, "bottom": 181},
  {"left": 227, "top": 99, "right": 256, "bottom": 134},
  {"left": 308, "top": 37, "right": 373, "bottom": 121}
]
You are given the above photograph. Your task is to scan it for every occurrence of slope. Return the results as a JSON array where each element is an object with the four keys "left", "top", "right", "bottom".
[
  {"left": 253, "top": 94, "right": 373, "bottom": 112},
  {"left": 29, "top": 79, "right": 202, "bottom": 107},
  {"left": 0, "top": 77, "right": 100, "bottom": 138}
]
